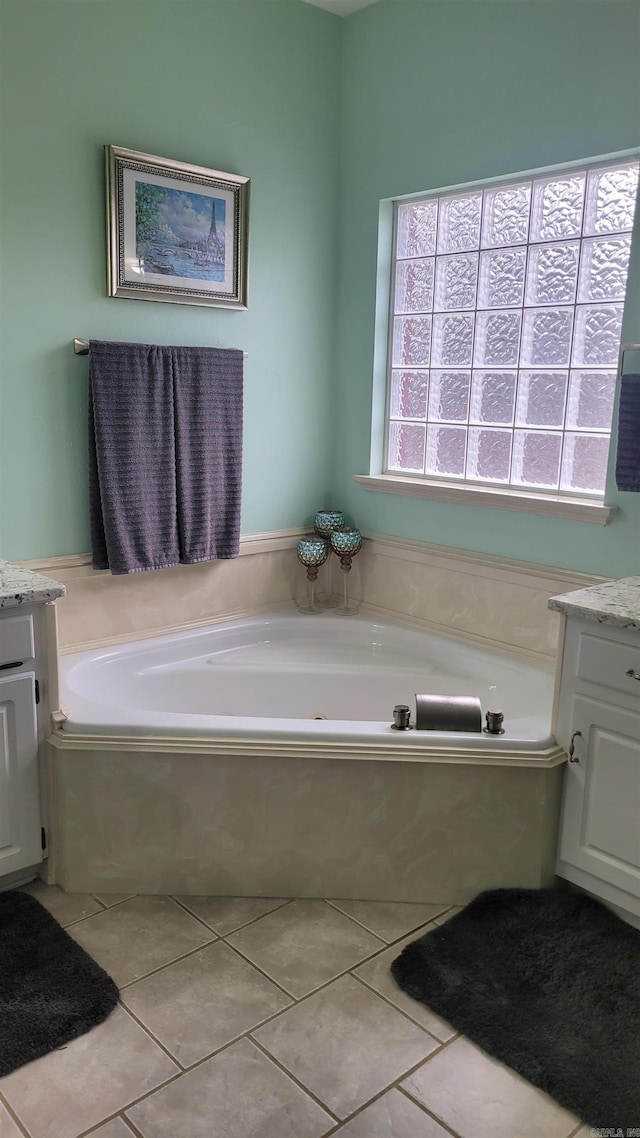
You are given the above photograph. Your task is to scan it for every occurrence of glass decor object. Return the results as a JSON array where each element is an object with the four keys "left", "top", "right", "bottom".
[
  {"left": 385, "top": 157, "right": 639, "bottom": 496},
  {"left": 330, "top": 528, "right": 362, "bottom": 615},
  {"left": 314, "top": 510, "right": 345, "bottom": 537},
  {"left": 296, "top": 537, "right": 329, "bottom": 615},
  {"left": 313, "top": 510, "right": 345, "bottom": 608}
]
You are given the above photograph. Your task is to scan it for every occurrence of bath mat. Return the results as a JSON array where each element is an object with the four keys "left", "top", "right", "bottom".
[
  {"left": 391, "top": 888, "right": 640, "bottom": 1129},
  {"left": 0, "top": 890, "right": 119, "bottom": 1076}
]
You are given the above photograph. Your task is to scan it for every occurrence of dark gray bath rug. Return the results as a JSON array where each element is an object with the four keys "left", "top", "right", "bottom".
[
  {"left": 0, "top": 890, "right": 119, "bottom": 1076},
  {"left": 391, "top": 887, "right": 640, "bottom": 1129}
]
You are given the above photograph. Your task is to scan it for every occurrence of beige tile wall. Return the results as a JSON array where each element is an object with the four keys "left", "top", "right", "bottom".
[
  {"left": 347, "top": 534, "right": 603, "bottom": 658},
  {"left": 28, "top": 536, "right": 307, "bottom": 652},
  {"left": 24, "top": 530, "right": 603, "bottom": 656}
]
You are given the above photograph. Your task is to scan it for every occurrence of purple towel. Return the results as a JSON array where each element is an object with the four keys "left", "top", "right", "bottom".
[
  {"left": 88, "top": 341, "right": 243, "bottom": 574},
  {"left": 615, "top": 374, "right": 640, "bottom": 492}
]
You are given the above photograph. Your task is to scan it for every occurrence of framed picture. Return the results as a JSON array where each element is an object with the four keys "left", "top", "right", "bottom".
[{"left": 105, "top": 145, "right": 249, "bottom": 309}]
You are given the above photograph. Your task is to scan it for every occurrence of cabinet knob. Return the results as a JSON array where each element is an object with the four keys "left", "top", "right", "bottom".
[
  {"left": 625, "top": 668, "right": 640, "bottom": 681},
  {"left": 568, "top": 730, "right": 582, "bottom": 763}
]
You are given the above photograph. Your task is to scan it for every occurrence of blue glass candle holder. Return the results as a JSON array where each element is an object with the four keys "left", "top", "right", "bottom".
[
  {"left": 296, "top": 537, "right": 329, "bottom": 614},
  {"left": 314, "top": 509, "right": 345, "bottom": 537},
  {"left": 330, "top": 527, "right": 362, "bottom": 615},
  {"left": 313, "top": 510, "right": 345, "bottom": 607}
]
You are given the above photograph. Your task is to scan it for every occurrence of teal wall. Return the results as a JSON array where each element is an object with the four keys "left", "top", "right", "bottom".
[
  {"left": 1, "top": 0, "right": 639, "bottom": 575},
  {"left": 336, "top": 0, "right": 640, "bottom": 575},
  {"left": 0, "top": 0, "right": 340, "bottom": 559}
]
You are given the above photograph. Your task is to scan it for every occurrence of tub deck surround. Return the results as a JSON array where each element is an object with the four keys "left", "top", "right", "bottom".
[
  {"left": 0, "top": 558, "right": 65, "bottom": 608},
  {"left": 51, "top": 747, "right": 563, "bottom": 901},
  {"left": 548, "top": 575, "right": 640, "bottom": 631}
]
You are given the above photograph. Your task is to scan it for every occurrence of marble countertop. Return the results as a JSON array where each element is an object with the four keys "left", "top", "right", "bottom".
[
  {"left": 0, "top": 559, "right": 66, "bottom": 609},
  {"left": 548, "top": 576, "right": 640, "bottom": 631}
]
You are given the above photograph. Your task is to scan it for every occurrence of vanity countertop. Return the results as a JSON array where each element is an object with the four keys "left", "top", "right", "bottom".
[
  {"left": 0, "top": 559, "right": 66, "bottom": 609},
  {"left": 548, "top": 576, "right": 640, "bottom": 631}
]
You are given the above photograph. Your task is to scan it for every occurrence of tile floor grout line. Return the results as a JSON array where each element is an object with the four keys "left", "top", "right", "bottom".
[
  {"left": 395, "top": 1085, "right": 465, "bottom": 1137},
  {"left": 218, "top": 935, "right": 399, "bottom": 1011},
  {"left": 115, "top": 933, "right": 220, "bottom": 991},
  {"left": 0, "top": 1091, "right": 32, "bottom": 1138},
  {"left": 321, "top": 898, "right": 395, "bottom": 944},
  {"left": 115, "top": 1000, "right": 188, "bottom": 1072},
  {"left": 249, "top": 1025, "right": 455, "bottom": 1135},
  {"left": 397, "top": 1043, "right": 484, "bottom": 1131},
  {"left": 77, "top": 1110, "right": 140, "bottom": 1138},
  {"left": 247, "top": 1034, "right": 343, "bottom": 1126},
  {"left": 162, "top": 895, "right": 232, "bottom": 938},
  {"left": 108, "top": 958, "right": 448, "bottom": 1137},
  {"left": 84, "top": 1017, "right": 343, "bottom": 1134},
  {"left": 215, "top": 924, "right": 464, "bottom": 1036},
  {"left": 216, "top": 916, "right": 437, "bottom": 1005},
  {"left": 118, "top": 977, "right": 306, "bottom": 1077},
  {"left": 170, "top": 894, "right": 293, "bottom": 936},
  {"left": 212, "top": 937, "right": 301, "bottom": 1001},
  {"left": 315, "top": 1064, "right": 467, "bottom": 1138},
  {"left": 108, "top": 1001, "right": 313, "bottom": 1100},
  {"left": 349, "top": 968, "right": 453, "bottom": 1042},
  {"left": 324, "top": 898, "right": 454, "bottom": 943}
]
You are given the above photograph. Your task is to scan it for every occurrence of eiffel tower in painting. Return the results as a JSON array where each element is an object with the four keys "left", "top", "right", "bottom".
[{"left": 207, "top": 199, "right": 217, "bottom": 246}]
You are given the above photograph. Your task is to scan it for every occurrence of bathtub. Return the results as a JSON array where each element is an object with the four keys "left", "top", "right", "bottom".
[
  {"left": 51, "top": 610, "right": 565, "bottom": 901},
  {"left": 59, "top": 610, "right": 555, "bottom": 752}
]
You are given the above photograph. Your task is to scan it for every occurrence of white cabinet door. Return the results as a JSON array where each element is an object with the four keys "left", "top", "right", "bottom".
[
  {"left": 558, "top": 695, "right": 640, "bottom": 900},
  {"left": 0, "top": 672, "right": 41, "bottom": 875}
]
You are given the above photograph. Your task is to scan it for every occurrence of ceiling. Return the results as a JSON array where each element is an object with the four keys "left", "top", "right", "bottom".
[{"left": 301, "top": 0, "right": 381, "bottom": 16}]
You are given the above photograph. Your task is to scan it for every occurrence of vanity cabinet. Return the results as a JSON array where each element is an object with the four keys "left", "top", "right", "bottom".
[
  {"left": 555, "top": 615, "right": 640, "bottom": 926},
  {"left": 0, "top": 561, "right": 65, "bottom": 888},
  {"left": 0, "top": 609, "right": 46, "bottom": 886}
]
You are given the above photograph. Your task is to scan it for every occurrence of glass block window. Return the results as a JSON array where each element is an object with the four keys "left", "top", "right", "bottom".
[{"left": 387, "top": 158, "right": 639, "bottom": 495}]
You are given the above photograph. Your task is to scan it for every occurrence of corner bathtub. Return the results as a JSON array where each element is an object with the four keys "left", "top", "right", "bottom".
[{"left": 51, "top": 611, "right": 566, "bottom": 902}]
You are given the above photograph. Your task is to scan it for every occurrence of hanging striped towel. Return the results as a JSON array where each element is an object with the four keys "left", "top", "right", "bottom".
[
  {"left": 615, "top": 373, "right": 640, "bottom": 492},
  {"left": 173, "top": 346, "right": 244, "bottom": 563},
  {"left": 88, "top": 340, "right": 243, "bottom": 573}
]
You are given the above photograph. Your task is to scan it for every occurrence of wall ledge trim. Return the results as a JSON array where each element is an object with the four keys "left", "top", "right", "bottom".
[
  {"left": 360, "top": 532, "right": 607, "bottom": 593},
  {"left": 18, "top": 527, "right": 309, "bottom": 575},
  {"left": 354, "top": 475, "right": 617, "bottom": 525}
]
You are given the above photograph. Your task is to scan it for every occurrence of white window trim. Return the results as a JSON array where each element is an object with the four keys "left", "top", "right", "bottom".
[
  {"left": 353, "top": 474, "right": 617, "bottom": 524},
  {"left": 363, "top": 149, "right": 639, "bottom": 522}
]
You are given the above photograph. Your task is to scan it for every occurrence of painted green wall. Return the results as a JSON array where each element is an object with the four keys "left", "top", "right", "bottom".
[
  {"left": 0, "top": 0, "right": 340, "bottom": 559},
  {"left": 2, "top": 0, "right": 639, "bottom": 575},
  {"left": 336, "top": 0, "right": 640, "bottom": 575}
]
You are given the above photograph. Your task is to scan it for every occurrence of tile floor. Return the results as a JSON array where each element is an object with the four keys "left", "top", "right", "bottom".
[{"left": 0, "top": 883, "right": 589, "bottom": 1138}]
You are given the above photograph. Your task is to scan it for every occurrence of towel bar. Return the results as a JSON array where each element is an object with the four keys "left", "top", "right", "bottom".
[
  {"left": 620, "top": 342, "right": 640, "bottom": 377},
  {"left": 73, "top": 338, "right": 247, "bottom": 357}
]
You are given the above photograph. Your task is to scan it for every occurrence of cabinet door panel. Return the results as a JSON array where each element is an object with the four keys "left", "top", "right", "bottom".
[
  {"left": 558, "top": 695, "right": 640, "bottom": 898},
  {"left": 0, "top": 673, "right": 41, "bottom": 874}
]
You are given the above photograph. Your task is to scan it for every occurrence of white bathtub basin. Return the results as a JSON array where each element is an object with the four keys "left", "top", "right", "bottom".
[{"left": 59, "top": 610, "right": 555, "bottom": 751}]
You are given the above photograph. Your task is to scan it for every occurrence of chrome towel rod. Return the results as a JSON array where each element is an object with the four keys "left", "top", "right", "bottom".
[
  {"left": 620, "top": 342, "right": 640, "bottom": 377},
  {"left": 73, "top": 338, "right": 247, "bottom": 357}
]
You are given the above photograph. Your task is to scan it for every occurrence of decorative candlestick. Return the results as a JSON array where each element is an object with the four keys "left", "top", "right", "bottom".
[
  {"left": 296, "top": 537, "right": 330, "bottom": 614},
  {"left": 313, "top": 510, "right": 345, "bottom": 608},
  {"left": 330, "top": 527, "right": 362, "bottom": 615}
]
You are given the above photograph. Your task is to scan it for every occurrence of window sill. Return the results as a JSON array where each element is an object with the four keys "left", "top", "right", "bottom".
[{"left": 353, "top": 475, "right": 617, "bottom": 525}]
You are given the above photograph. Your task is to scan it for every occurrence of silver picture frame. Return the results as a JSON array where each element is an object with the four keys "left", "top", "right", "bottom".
[{"left": 105, "top": 145, "right": 249, "bottom": 309}]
